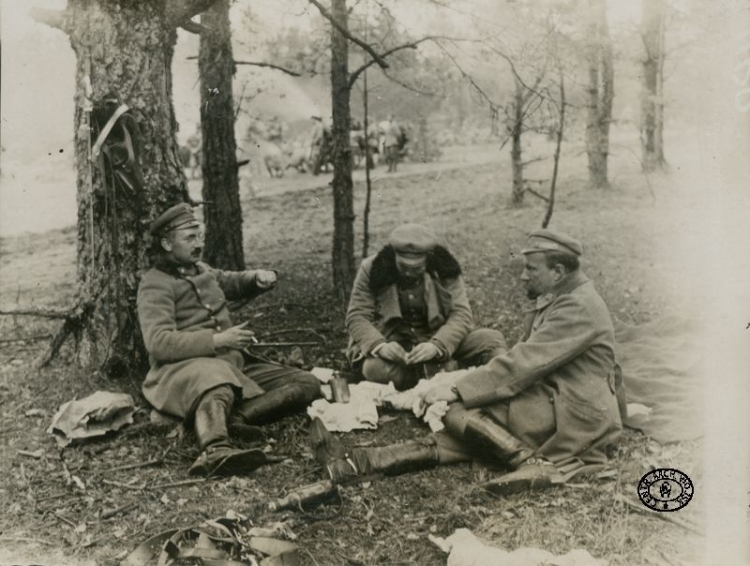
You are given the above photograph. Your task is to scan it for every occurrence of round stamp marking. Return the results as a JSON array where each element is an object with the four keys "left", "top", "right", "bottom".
[{"left": 637, "top": 468, "right": 694, "bottom": 512}]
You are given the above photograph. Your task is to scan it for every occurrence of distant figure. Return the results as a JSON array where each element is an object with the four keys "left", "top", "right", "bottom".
[
  {"left": 381, "top": 114, "right": 401, "bottom": 172},
  {"left": 267, "top": 116, "right": 284, "bottom": 144},
  {"left": 186, "top": 126, "right": 202, "bottom": 179},
  {"left": 310, "top": 116, "right": 333, "bottom": 175}
]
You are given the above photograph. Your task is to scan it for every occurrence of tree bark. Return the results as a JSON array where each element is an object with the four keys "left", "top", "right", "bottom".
[
  {"left": 510, "top": 78, "right": 525, "bottom": 206},
  {"left": 585, "top": 0, "right": 614, "bottom": 189},
  {"left": 199, "top": 0, "right": 244, "bottom": 270},
  {"left": 640, "top": 0, "right": 667, "bottom": 171},
  {"left": 36, "top": 0, "right": 211, "bottom": 377},
  {"left": 329, "top": 0, "right": 356, "bottom": 306}
]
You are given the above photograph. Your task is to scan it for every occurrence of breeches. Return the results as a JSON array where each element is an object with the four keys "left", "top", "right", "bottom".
[{"left": 361, "top": 327, "right": 507, "bottom": 390}]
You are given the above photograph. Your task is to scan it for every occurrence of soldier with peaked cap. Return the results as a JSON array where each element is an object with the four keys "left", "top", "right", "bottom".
[
  {"left": 315, "top": 228, "right": 623, "bottom": 493},
  {"left": 137, "top": 203, "right": 320, "bottom": 476},
  {"left": 345, "top": 223, "right": 508, "bottom": 391}
]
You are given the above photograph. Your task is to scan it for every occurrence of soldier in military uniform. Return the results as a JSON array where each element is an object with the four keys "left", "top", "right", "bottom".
[
  {"left": 346, "top": 223, "right": 507, "bottom": 391},
  {"left": 137, "top": 204, "right": 320, "bottom": 476}
]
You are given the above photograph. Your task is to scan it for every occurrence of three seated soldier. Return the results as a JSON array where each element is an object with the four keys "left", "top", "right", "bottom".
[{"left": 137, "top": 209, "right": 621, "bottom": 490}]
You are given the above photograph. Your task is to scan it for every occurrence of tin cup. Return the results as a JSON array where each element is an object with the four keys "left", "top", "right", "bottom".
[{"left": 330, "top": 376, "right": 351, "bottom": 403}]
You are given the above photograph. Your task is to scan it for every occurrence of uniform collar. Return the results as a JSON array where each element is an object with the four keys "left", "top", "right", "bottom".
[
  {"left": 525, "top": 270, "right": 589, "bottom": 312},
  {"left": 154, "top": 258, "right": 202, "bottom": 278}
]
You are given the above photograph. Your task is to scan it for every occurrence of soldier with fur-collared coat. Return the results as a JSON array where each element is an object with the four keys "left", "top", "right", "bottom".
[
  {"left": 314, "top": 229, "right": 623, "bottom": 494},
  {"left": 346, "top": 223, "right": 507, "bottom": 391}
]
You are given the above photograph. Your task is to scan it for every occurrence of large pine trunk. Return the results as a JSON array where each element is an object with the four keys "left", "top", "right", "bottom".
[
  {"left": 199, "top": 0, "right": 245, "bottom": 270},
  {"left": 585, "top": 0, "right": 614, "bottom": 189},
  {"left": 57, "top": 0, "right": 193, "bottom": 376},
  {"left": 329, "top": 0, "right": 356, "bottom": 306},
  {"left": 641, "top": 0, "right": 667, "bottom": 171}
]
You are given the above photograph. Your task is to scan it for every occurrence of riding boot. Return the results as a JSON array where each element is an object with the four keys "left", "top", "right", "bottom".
[
  {"left": 236, "top": 384, "right": 313, "bottom": 426},
  {"left": 463, "top": 413, "right": 535, "bottom": 469},
  {"left": 310, "top": 418, "right": 439, "bottom": 483},
  {"left": 189, "top": 389, "right": 266, "bottom": 476}
]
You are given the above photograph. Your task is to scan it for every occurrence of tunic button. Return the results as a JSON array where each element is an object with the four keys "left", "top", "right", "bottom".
[
  {"left": 549, "top": 398, "right": 554, "bottom": 404},
  {"left": 408, "top": 294, "right": 414, "bottom": 299},
  {"left": 216, "top": 326, "right": 222, "bottom": 331},
  {"left": 205, "top": 304, "right": 210, "bottom": 308}
]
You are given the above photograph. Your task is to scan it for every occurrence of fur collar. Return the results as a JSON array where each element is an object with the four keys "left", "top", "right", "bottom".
[{"left": 368, "top": 245, "right": 462, "bottom": 294}]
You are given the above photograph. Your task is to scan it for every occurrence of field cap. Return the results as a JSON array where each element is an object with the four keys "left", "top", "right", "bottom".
[
  {"left": 389, "top": 224, "right": 437, "bottom": 256},
  {"left": 521, "top": 229, "right": 582, "bottom": 257},
  {"left": 149, "top": 203, "right": 200, "bottom": 237}
]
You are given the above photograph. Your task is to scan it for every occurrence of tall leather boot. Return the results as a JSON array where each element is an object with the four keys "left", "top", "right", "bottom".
[
  {"left": 189, "top": 389, "right": 267, "bottom": 476},
  {"left": 237, "top": 384, "right": 313, "bottom": 426},
  {"left": 310, "top": 418, "right": 439, "bottom": 483},
  {"left": 463, "top": 413, "right": 535, "bottom": 469}
]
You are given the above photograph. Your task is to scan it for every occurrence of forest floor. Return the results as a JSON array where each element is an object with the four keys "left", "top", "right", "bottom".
[{"left": 0, "top": 137, "right": 710, "bottom": 565}]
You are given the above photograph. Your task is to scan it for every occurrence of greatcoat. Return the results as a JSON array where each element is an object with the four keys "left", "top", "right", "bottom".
[
  {"left": 346, "top": 246, "right": 473, "bottom": 363},
  {"left": 137, "top": 261, "right": 269, "bottom": 418},
  {"left": 455, "top": 271, "right": 622, "bottom": 464}
]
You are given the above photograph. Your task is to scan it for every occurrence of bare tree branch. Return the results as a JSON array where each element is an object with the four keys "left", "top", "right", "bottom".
[
  {"left": 186, "top": 56, "right": 301, "bottom": 76},
  {"left": 306, "top": 0, "right": 390, "bottom": 69},
  {"left": 166, "top": 0, "right": 218, "bottom": 28},
  {"left": 348, "top": 35, "right": 464, "bottom": 88},
  {"left": 29, "top": 8, "right": 66, "bottom": 32},
  {"left": 380, "top": 70, "right": 434, "bottom": 96},
  {"left": 234, "top": 61, "right": 302, "bottom": 77},
  {"left": 180, "top": 20, "right": 208, "bottom": 34}
]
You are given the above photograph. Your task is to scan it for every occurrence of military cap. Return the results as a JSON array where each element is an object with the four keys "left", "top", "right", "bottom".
[
  {"left": 149, "top": 203, "right": 200, "bottom": 237},
  {"left": 521, "top": 229, "right": 583, "bottom": 256},
  {"left": 389, "top": 224, "right": 437, "bottom": 255}
]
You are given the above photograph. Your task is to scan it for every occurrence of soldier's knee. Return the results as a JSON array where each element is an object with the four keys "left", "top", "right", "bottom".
[
  {"left": 362, "top": 357, "right": 412, "bottom": 390},
  {"left": 289, "top": 371, "right": 322, "bottom": 401}
]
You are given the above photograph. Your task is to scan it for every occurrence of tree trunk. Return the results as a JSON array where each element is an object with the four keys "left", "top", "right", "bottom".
[
  {"left": 510, "top": 78, "right": 525, "bottom": 206},
  {"left": 36, "top": 0, "right": 215, "bottom": 377},
  {"left": 362, "top": 65, "right": 373, "bottom": 259},
  {"left": 585, "top": 0, "right": 614, "bottom": 189},
  {"left": 641, "top": 0, "right": 667, "bottom": 171},
  {"left": 199, "top": 0, "right": 244, "bottom": 270},
  {"left": 330, "top": 0, "right": 356, "bottom": 306}
]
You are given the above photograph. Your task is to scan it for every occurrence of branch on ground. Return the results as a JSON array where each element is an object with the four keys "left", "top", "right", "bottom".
[
  {"left": 0, "top": 307, "right": 73, "bottom": 319},
  {"left": 307, "top": 0, "right": 389, "bottom": 70}
]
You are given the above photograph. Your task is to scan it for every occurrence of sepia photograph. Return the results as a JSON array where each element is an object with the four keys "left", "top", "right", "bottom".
[{"left": 1, "top": 0, "right": 748, "bottom": 564}]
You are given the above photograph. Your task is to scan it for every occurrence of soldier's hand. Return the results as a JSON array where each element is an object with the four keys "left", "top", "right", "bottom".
[
  {"left": 213, "top": 321, "right": 256, "bottom": 350},
  {"left": 377, "top": 341, "right": 408, "bottom": 364},
  {"left": 423, "top": 384, "right": 459, "bottom": 405},
  {"left": 406, "top": 342, "right": 440, "bottom": 365},
  {"left": 255, "top": 270, "right": 277, "bottom": 289}
]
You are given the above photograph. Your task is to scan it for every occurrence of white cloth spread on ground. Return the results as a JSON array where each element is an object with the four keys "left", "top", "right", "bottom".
[
  {"left": 429, "top": 529, "right": 605, "bottom": 566},
  {"left": 308, "top": 369, "right": 470, "bottom": 432},
  {"left": 307, "top": 382, "right": 391, "bottom": 432}
]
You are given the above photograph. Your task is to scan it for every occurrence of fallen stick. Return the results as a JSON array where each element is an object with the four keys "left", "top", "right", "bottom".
[
  {"left": 246, "top": 341, "right": 319, "bottom": 348},
  {"left": 0, "top": 536, "right": 56, "bottom": 546},
  {"left": 54, "top": 512, "right": 77, "bottom": 528},
  {"left": 103, "top": 479, "right": 146, "bottom": 491},
  {"left": 148, "top": 478, "right": 206, "bottom": 490},
  {"left": 104, "top": 458, "right": 162, "bottom": 473},
  {"left": 100, "top": 502, "right": 138, "bottom": 521},
  {"left": 614, "top": 493, "right": 702, "bottom": 535},
  {"left": 17, "top": 449, "right": 43, "bottom": 459}
]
